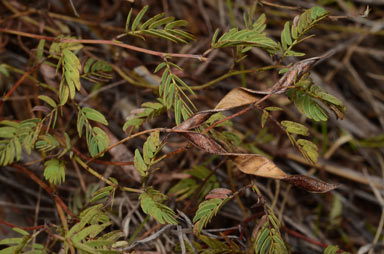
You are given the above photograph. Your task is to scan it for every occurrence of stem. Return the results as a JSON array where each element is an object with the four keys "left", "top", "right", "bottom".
[
  {"left": 12, "top": 163, "right": 75, "bottom": 218},
  {"left": 86, "top": 128, "right": 167, "bottom": 164},
  {"left": 74, "top": 156, "right": 117, "bottom": 187},
  {"left": 0, "top": 62, "right": 42, "bottom": 112},
  {"left": 0, "top": 28, "right": 206, "bottom": 61},
  {"left": 190, "top": 65, "right": 280, "bottom": 90},
  {"left": 75, "top": 156, "right": 143, "bottom": 193}
]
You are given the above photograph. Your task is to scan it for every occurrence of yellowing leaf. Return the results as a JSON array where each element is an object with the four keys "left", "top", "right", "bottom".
[{"left": 234, "top": 155, "right": 287, "bottom": 179}]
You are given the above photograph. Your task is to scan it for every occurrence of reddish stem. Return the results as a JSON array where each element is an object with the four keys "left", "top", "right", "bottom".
[
  {"left": 12, "top": 163, "right": 75, "bottom": 219},
  {"left": 0, "top": 62, "right": 41, "bottom": 114},
  {"left": 0, "top": 28, "right": 206, "bottom": 61},
  {"left": 0, "top": 219, "right": 46, "bottom": 230}
]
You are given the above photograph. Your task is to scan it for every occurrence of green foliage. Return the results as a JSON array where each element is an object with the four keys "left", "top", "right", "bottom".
[
  {"left": 44, "top": 158, "right": 66, "bottom": 185},
  {"left": 59, "top": 49, "right": 82, "bottom": 105},
  {"left": 352, "top": 134, "right": 384, "bottom": 148},
  {"left": 280, "top": 6, "right": 328, "bottom": 56},
  {"left": 281, "top": 120, "right": 309, "bottom": 136},
  {"left": 0, "top": 119, "right": 41, "bottom": 166},
  {"left": 49, "top": 36, "right": 83, "bottom": 56},
  {"left": 48, "top": 37, "right": 83, "bottom": 105},
  {"left": 82, "top": 58, "right": 113, "bottom": 83},
  {"left": 122, "top": 100, "right": 165, "bottom": 131},
  {"left": 77, "top": 106, "right": 110, "bottom": 157},
  {"left": 323, "top": 245, "right": 350, "bottom": 254},
  {"left": 134, "top": 131, "right": 161, "bottom": 177},
  {"left": 0, "top": 228, "right": 46, "bottom": 254},
  {"left": 155, "top": 61, "right": 196, "bottom": 124},
  {"left": 253, "top": 209, "right": 287, "bottom": 254},
  {"left": 0, "top": 4, "right": 350, "bottom": 253},
  {"left": 0, "top": 63, "right": 10, "bottom": 77},
  {"left": 124, "top": 5, "right": 193, "bottom": 43},
  {"left": 89, "top": 185, "right": 115, "bottom": 204},
  {"left": 64, "top": 204, "right": 123, "bottom": 253},
  {"left": 168, "top": 165, "right": 220, "bottom": 201},
  {"left": 35, "top": 134, "right": 60, "bottom": 152},
  {"left": 281, "top": 120, "right": 319, "bottom": 163},
  {"left": 139, "top": 187, "right": 178, "bottom": 224},
  {"left": 195, "top": 235, "right": 241, "bottom": 254},
  {"left": 288, "top": 75, "right": 346, "bottom": 121},
  {"left": 193, "top": 197, "right": 229, "bottom": 234},
  {"left": 211, "top": 14, "right": 278, "bottom": 53}
]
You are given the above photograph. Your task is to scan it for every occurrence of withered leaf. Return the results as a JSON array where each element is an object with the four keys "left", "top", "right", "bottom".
[
  {"left": 174, "top": 111, "right": 215, "bottom": 130},
  {"left": 182, "top": 132, "right": 227, "bottom": 154},
  {"left": 234, "top": 155, "right": 288, "bottom": 179},
  {"left": 283, "top": 175, "right": 339, "bottom": 193},
  {"left": 215, "top": 88, "right": 259, "bottom": 110},
  {"left": 205, "top": 188, "right": 232, "bottom": 199},
  {"left": 32, "top": 105, "right": 51, "bottom": 113}
]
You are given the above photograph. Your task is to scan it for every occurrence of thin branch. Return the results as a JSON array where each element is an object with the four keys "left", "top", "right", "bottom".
[{"left": 0, "top": 28, "right": 206, "bottom": 61}]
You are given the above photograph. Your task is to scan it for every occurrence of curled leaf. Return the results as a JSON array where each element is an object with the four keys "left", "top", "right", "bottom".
[
  {"left": 205, "top": 188, "right": 232, "bottom": 199},
  {"left": 283, "top": 175, "right": 339, "bottom": 193},
  {"left": 235, "top": 155, "right": 288, "bottom": 179},
  {"left": 182, "top": 132, "right": 227, "bottom": 154},
  {"left": 215, "top": 88, "right": 259, "bottom": 110},
  {"left": 174, "top": 111, "right": 215, "bottom": 130}
]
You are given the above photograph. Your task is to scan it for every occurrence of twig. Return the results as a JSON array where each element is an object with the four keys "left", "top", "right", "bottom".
[
  {"left": 0, "top": 61, "right": 42, "bottom": 113},
  {"left": 0, "top": 28, "right": 206, "bottom": 61},
  {"left": 11, "top": 163, "right": 75, "bottom": 218}
]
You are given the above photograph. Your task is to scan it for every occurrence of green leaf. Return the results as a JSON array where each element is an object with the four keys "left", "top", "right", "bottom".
[
  {"left": 0, "top": 246, "right": 19, "bottom": 254},
  {"left": 261, "top": 110, "right": 269, "bottom": 128},
  {"left": 63, "top": 48, "right": 81, "bottom": 96},
  {"left": 297, "top": 139, "right": 318, "bottom": 163},
  {"left": 143, "top": 131, "right": 160, "bottom": 164},
  {"left": 317, "top": 92, "right": 343, "bottom": 106},
  {"left": 82, "top": 107, "right": 108, "bottom": 125},
  {"left": 132, "top": 5, "right": 149, "bottom": 31},
  {"left": 44, "top": 158, "right": 66, "bottom": 185},
  {"left": 35, "top": 134, "right": 60, "bottom": 152},
  {"left": 83, "top": 58, "right": 95, "bottom": 74},
  {"left": 59, "top": 80, "right": 69, "bottom": 105},
  {"left": 193, "top": 198, "right": 229, "bottom": 234},
  {"left": 165, "top": 19, "right": 188, "bottom": 29},
  {"left": 38, "top": 95, "right": 57, "bottom": 108},
  {"left": 211, "top": 28, "right": 220, "bottom": 46},
  {"left": 0, "top": 127, "right": 16, "bottom": 138},
  {"left": 90, "top": 186, "right": 114, "bottom": 203},
  {"left": 148, "top": 17, "right": 175, "bottom": 29},
  {"left": 134, "top": 149, "right": 147, "bottom": 177},
  {"left": 72, "top": 222, "right": 111, "bottom": 242},
  {"left": 139, "top": 187, "right": 177, "bottom": 224},
  {"left": 0, "top": 64, "right": 10, "bottom": 77},
  {"left": 89, "top": 127, "right": 109, "bottom": 157},
  {"left": 281, "top": 21, "right": 292, "bottom": 50},
  {"left": 36, "top": 39, "right": 45, "bottom": 62},
  {"left": 122, "top": 118, "right": 145, "bottom": 131},
  {"left": 13, "top": 227, "right": 30, "bottom": 236},
  {"left": 281, "top": 120, "right": 309, "bottom": 136},
  {"left": 265, "top": 106, "right": 282, "bottom": 111},
  {"left": 125, "top": 8, "right": 133, "bottom": 32}
]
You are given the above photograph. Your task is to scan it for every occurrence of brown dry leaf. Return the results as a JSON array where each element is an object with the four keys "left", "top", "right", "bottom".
[
  {"left": 283, "top": 175, "right": 339, "bottom": 193},
  {"left": 182, "top": 132, "right": 227, "bottom": 154},
  {"left": 174, "top": 111, "right": 214, "bottom": 130},
  {"left": 234, "top": 155, "right": 288, "bottom": 179},
  {"left": 205, "top": 188, "right": 232, "bottom": 199},
  {"left": 215, "top": 88, "right": 259, "bottom": 110}
]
